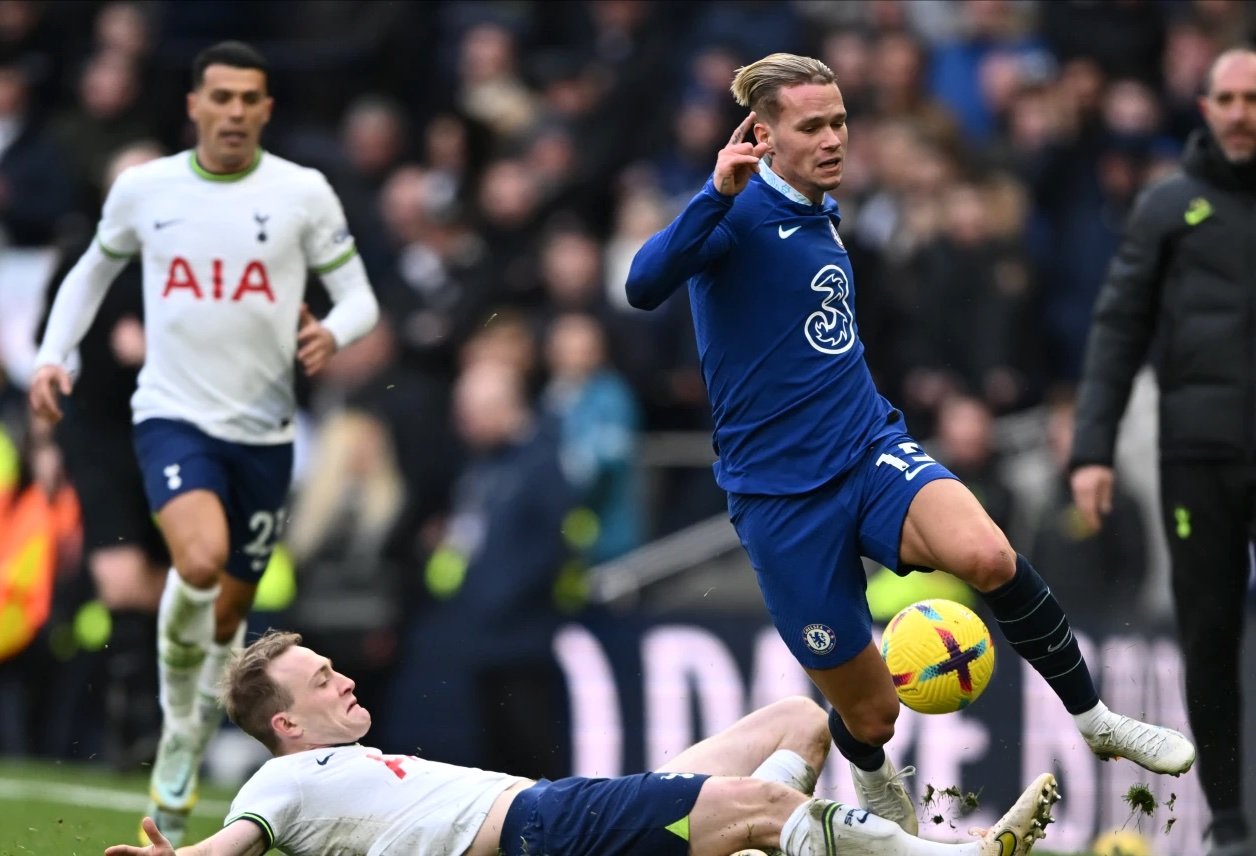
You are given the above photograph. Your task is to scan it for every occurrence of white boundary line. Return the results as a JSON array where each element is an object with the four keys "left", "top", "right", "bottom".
[{"left": 0, "top": 776, "right": 230, "bottom": 816}]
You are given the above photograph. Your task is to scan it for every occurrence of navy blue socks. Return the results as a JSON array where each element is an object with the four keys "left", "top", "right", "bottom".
[
  {"left": 980, "top": 554, "right": 1099, "bottom": 714},
  {"left": 828, "top": 706, "right": 886, "bottom": 771}
]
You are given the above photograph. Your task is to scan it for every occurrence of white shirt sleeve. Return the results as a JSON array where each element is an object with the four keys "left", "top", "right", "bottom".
[
  {"left": 302, "top": 172, "right": 358, "bottom": 275},
  {"left": 96, "top": 168, "right": 143, "bottom": 258},
  {"left": 34, "top": 244, "right": 130, "bottom": 370},
  {"left": 319, "top": 252, "right": 379, "bottom": 348},
  {"left": 302, "top": 172, "right": 379, "bottom": 348},
  {"left": 35, "top": 172, "right": 141, "bottom": 369},
  {"left": 224, "top": 764, "right": 302, "bottom": 851}
]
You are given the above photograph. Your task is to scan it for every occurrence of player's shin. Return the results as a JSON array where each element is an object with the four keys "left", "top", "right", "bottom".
[
  {"left": 192, "top": 620, "right": 245, "bottom": 751},
  {"left": 752, "top": 749, "right": 818, "bottom": 795},
  {"left": 780, "top": 799, "right": 986, "bottom": 855},
  {"left": 978, "top": 554, "right": 1098, "bottom": 714},
  {"left": 156, "top": 568, "right": 219, "bottom": 729}
]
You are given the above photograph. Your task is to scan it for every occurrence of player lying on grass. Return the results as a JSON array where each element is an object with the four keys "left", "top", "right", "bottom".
[{"left": 104, "top": 629, "right": 1059, "bottom": 856}]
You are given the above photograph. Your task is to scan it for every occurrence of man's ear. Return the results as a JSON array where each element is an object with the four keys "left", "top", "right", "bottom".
[{"left": 271, "top": 711, "right": 300, "bottom": 740}]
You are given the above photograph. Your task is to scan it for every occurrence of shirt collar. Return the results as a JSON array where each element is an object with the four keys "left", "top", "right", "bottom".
[{"left": 758, "top": 159, "right": 838, "bottom": 215}]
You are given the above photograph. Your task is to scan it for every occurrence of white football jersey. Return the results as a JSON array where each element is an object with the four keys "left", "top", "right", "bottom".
[
  {"left": 93, "top": 150, "right": 357, "bottom": 443},
  {"left": 225, "top": 744, "right": 527, "bottom": 855}
]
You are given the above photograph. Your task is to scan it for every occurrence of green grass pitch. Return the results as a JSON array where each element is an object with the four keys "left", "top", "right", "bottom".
[
  {"left": 0, "top": 758, "right": 275, "bottom": 855},
  {"left": 0, "top": 757, "right": 1097, "bottom": 855}
]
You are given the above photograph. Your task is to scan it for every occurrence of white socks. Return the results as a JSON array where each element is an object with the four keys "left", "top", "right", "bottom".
[
  {"left": 753, "top": 749, "right": 818, "bottom": 795},
  {"left": 192, "top": 620, "right": 245, "bottom": 749},
  {"left": 781, "top": 799, "right": 984, "bottom": 856},
  {"left": 156, "top": 568, "right": 218, "bottom": 732},
  {"left": 1072, "top": 700, "right": 1110, "bottom": 738}
]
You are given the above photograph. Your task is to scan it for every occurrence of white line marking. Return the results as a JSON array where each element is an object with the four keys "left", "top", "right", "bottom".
[{"left": 0, "top": 776, "right": 230, "bottom": 816}]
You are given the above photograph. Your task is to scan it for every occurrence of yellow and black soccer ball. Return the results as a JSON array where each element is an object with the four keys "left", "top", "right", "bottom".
[{"left": 880, "top": 599, "right": 996, "bottom": 714}]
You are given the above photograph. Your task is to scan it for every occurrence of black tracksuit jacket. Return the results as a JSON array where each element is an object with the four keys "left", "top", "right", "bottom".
[{"left": 1072, "top": 129, "right": 1256, "bottom": 468}]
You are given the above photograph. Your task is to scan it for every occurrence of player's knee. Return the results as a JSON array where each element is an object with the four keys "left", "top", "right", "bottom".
[
  {"left": 723, "top": 777, "right": 799, "bottom": 814},
  {"left": 173, "top": 541, "right": 227, "bottom": 588},
  {"left": 765, "top": 696, "right": 831, "bottom": 767},
  {"left": 954, "top": 535, "right": 1015, "bottom": 591},
  {"left": 844, "top": 704, "right": 897, "bottom": 747}
]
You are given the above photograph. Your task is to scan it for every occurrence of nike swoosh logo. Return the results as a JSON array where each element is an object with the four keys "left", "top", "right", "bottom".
[
  {"left": 1046, "top": 631, "right": 1073, "bottom": 653},
  {"left": 154, "top": 219, "right": 182, "bottom": 230},
  {"left": 167, "top": 770, "right": 192, "bottom": 800},
  {"left": 778, "top": 224, "right": 802, "bottom": 238},
  {"left": 904, "top": 462, "right": 935, "bottom": 481},
  {"left": 316, "top": 753, "right": 335, "bottom": 766}
]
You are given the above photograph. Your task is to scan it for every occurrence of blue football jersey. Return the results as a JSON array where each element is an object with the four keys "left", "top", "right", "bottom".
[{"left": 626, "top": 164, "right": 899, "bottom": 494}]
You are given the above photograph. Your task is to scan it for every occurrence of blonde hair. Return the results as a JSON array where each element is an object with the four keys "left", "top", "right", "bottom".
[
  {"left": 730, "top": 53, "right": 836, "bottom": 121},
  {"left": 221, "top": 629, "right": 302, "bottom": 753},
  {"left": 285, "top": 409, "right": 404, "bottom": 563}
]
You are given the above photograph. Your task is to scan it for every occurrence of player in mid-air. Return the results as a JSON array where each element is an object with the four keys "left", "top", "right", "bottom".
[
  {"left": 29, "top": 41, "right": 379, "bottom": 845},
  {"left": 103, "top": 629, "right": 1060, "bottom": 856},
  {"left": 625, "top": 52, "right": 1195, "bottom": 834}
]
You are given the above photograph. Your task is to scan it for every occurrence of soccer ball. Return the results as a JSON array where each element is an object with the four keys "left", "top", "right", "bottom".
[
  {"left": 1091, "top": 829, "right": 1151, "bottom": 856},
  {"left": 879, "top": 599, "right": 995, "bottom": 714}
]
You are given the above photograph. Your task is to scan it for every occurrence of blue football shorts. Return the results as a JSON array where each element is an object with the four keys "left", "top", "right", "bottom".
[
  {"left": 728, "top": 430, "right": 957, "bottom": 669},
  {"left": 133, "top": 417, "right": 293, "bottom": 583},
  {"left": 500, "top": 772, "right": 709, "bottom": 856}
]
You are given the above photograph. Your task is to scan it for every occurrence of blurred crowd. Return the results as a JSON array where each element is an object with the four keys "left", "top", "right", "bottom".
[{"left": 0, "top": 0, "right": 1252, "bottom": 777}]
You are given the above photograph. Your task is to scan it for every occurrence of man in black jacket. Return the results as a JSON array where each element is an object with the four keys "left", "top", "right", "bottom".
[{"left": 1071, "top": 48, "right": 1256, "bottom": 856}]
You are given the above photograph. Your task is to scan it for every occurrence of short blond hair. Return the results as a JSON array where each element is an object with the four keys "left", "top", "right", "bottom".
[
  {"left": 221, "top": 629, "right": 302, "bottom": 753},
  {"left": 731, "top": 53, "right": 836, "bottom": 121}
]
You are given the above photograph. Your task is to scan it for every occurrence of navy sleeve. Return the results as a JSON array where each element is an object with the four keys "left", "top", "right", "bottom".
[{"left": 625, "top": 178, "right": 736, "bottom": 310}]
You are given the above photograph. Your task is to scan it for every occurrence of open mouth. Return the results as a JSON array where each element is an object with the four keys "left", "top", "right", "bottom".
[
  {"left": 220, "top": 131, "right": 247, "bottom": 144},
  {"left": 818, "top": 157, "right": 842, "bottom": 170}
]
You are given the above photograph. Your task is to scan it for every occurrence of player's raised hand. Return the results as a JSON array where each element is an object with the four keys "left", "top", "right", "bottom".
[
  {"left": 297, "top": 303, "right": 337, "bottom": 377},
  {"left": 713, "top": 111, "right": 771, "bottom": 197},
  {"left": 103, "top": 816, "right": 175, "bottom": 855},
  {"left": 28, "top": 363, "right": 73, "bottom": 423}
]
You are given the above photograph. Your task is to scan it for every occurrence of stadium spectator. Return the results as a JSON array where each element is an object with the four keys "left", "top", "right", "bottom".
[
  {"left": 49, "top": 51, "right": 154, "bottom": 217},
  {"left": 1071, "top": 47, "right": 1256, "bottom": 856},
  {"left": 930, "top": 395, "right": 1017, "bottom": 538},
  {"left": 542, "top": 311, "right": 644, "bottom": 563},
  {"left": 383, "top": 358, "right": 576, "bottom": 778},
  {"left": 0, "top": 56, "right": 75, "bottom": 247},
  {"left": 903, "top": 179, "right": 1037, "bottom": 419},
  {"left": 1030, "top": 394, "right": 1146, "bottom": 619}
]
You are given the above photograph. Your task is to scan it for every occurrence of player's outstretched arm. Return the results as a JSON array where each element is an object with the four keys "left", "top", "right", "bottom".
[
  {"left": 625, "top": 113, "right": 767, "bottom": 311},
  {"left": 33, "top": 239, "right": 132, "bottom": 420},
  {"left": 103, "top": 817, "right": 266, "bottom": 856}
]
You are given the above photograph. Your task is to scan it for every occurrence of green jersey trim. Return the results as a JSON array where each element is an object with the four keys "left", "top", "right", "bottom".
[
  {"left": 97, "top": 235, "right": 133, "bottom": 260},
  {"left": 311, "top": 245, "right": 357, "bottom": 275},
  {"left": 228, "top": 812, "right": 275, "bottom": 849},
  {"left": 189, "top": 148, "right": 264, "bottom": 182}
]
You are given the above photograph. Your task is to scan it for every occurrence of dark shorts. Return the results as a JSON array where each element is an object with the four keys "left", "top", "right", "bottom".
[
  {"left": 500, "top": 773, "right": 709, "bottom": 856},
  {"left": 57, "top": 417, "right": 167, "bottom": 561},
  {"left": 132, "top": 418, "right": 292, "bottom": 583},
  {"left": 728, "top": 431, "right": 956, "bottom": 669}
]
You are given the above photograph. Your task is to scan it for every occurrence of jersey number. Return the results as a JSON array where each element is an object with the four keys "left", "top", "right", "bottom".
[{"left": 242, "top": 509, "right": 285, "bottom": 573}]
